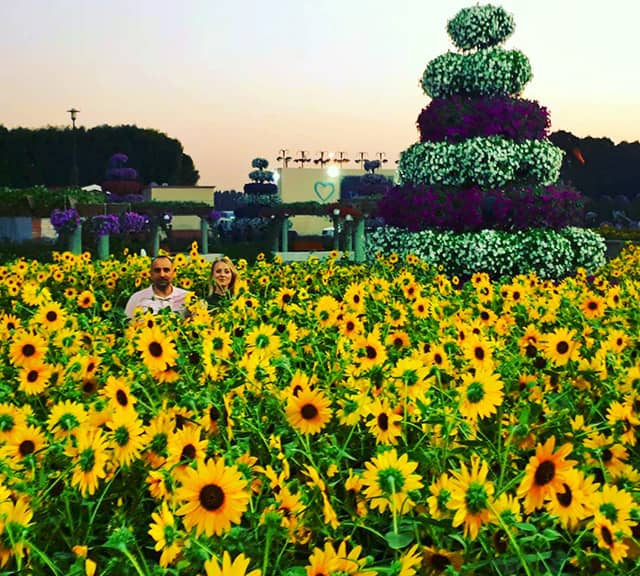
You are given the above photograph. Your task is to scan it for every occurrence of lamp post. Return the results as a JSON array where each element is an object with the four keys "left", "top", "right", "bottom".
[{"left": 68, "top": 108, "right": 80, "bottom": 186}]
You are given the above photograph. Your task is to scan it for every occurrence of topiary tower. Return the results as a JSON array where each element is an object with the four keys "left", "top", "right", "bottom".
[{"left": 373, "top": 4, "right": 605, "bottom": 278}]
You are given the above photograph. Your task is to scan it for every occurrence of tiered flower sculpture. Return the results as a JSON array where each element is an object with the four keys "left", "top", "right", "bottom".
[{"left": 378, "top": 4, "right": 585, "bottom": 234}]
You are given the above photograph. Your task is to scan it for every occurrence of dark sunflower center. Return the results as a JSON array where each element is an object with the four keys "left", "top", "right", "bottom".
[
  {"left": 534, "top": 460, "right": 555, "bottom": 486},
  {"left": 301, "top": 404, "right": 318, "bottom": 420},
  {"left": 430, "top": 553, "right": 451, "bottom": 570},
  {"left": 556, "top": 341, "right": 569, "bottom": 355},
  {"left": 22, "top": 344, "right": 36, "bottom": 357},
  {"left": 116, "top": 390, "right": 128, "bottom": 407},
  {"left": 19, "top": 440, "right": 35, "bottom": 456},
  {"left": 474, "top": 346, "right": 485, "bottom": 360},
  {"left": 365, "top": 345, "right": 377, "bottom": 359},
  {"left": 46, "top": 311, "right": 58, "bottom": 322},
  {"left": 601, "top": 525, "right": 613, "bottom": 546},
  {"left": 601, "top": 448, "right": 612, "bottom": 463},
  {"left": 556, "top": 483, "right": 572, "bottom": 507},
  {"left": 377, "top": 412, "right": 389, "bottom": 431},
  {"left": 148, "top": 342, "right": 163, "bottom": 357},
  {"left": 209, "top": 406, "right": 220, "bottom": 422},
  {"left": 434, "top": 353, "right": 443, "bottom": 365},
  {"left": 180, "top": 444, "right": 196, "bottom": 461},
  {"left": 199, "top": 484, "right": 225, "bottom": 511},
  {"left": 587, "top": 301, "right": 597, "bottom": 310},
  {"left": 282, "top": 294, "right": 291, "bottom": 303},
  {"left": 27, "top": 370, "right": 39, "bottom": 383}
]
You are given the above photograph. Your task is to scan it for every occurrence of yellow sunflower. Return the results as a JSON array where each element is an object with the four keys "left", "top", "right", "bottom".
[
  {"left": 448, "top": 455, "right": 495, "bottom": 540},
  {"left": 76, "top": 290, "right": 96, "bottom": 309},
  {"left": 148, "top": 501, "right": 182, "bottom": 568},
  {"left": 107, "top": 410, "right": 145, "bottom": 467},
  {"left": 427, "top": 473, "right": 453, "bottom": 520},
  {"left": 17, "top": 360, "right": 52, "bottom": 395},
  {"left": 353, "top": 329, "right": 387, "bottom": 371},
  {"left": 361, "top": 448, "right": 423, "bottom": 515},
  {"left": 9, "top": 331, "right": 48, "bottom": 367},
  {"left": 102, "top": 375, "right": 137, "bottom": 414},
  {"left": 365, "top": 398, "right": 402, "bottom": 445},
  {"left": 0, "top": 424, "right": 47, "bottom": 467},
  {"left": 456, "top": 368, "right": 504, "bottom": 422},
  {"left": 285, "top": 388, "right": 331, "bottom": 435},
  {"left": 203, "top": 551, "right": 261, "bottom": 576},
  {"left": 176, "top": 457, "right": 250, "bottom": 537},
  {"left": 541, "top": 327, "right": 579, "bottom": 367},
  {"left": 204, "top": 324, "right": 233, "bottom": 360},
  {"left": 137, "top": 326, "right": 178, "bottom": 372},
  {"left": 69, "top": 427, "right": 110, "bottom": 496},
  {"left": 516, "top": 436, "right": 577, "bottom": 513},
  {"left": 33, "top": 301, "right": 67, "bottom": 332},
  {"left": 592, "top": 516, "right": 629, "bottom": 564},
  {"left": 245, "top": 323, "right": 281, "bottom": 359},
  {"left": 47, "top": 400, "right": 87, "bottom": 441},
  {"left": 165, "top": 425, "right": 208, "bottom": 476}
]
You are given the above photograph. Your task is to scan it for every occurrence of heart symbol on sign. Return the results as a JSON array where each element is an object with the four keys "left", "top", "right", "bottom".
[{"left": 314, "top": 181, "right": 336, "bottom": 202}]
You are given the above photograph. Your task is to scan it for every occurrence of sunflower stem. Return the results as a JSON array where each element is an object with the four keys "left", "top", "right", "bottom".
[{"left": 487, "top": 501, "right": 533, "bottom": 576}]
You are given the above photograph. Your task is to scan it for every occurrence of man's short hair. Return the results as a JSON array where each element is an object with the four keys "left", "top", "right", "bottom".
[{"left": 151, "top": 255, "right": 174, "bottom": 267}]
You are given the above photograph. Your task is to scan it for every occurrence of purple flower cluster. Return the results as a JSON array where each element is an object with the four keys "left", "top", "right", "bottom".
[
  {"left": 50, "top": 208, "right": 81, "bottom": 235},
  {"left": 377, "top": 184, "right": 584, "bottom": 232},
  {"left": 105, "top": 153, "right": 139, "bottom": 181},
  {"left": 120, "top": 211, "right": 150, "bottom": 234},
  {"left": 89, "top": 215, "right": 121, "bottom": 237},
  {"left": 417, "top": 96, "right": 550, "bottom": 143}
]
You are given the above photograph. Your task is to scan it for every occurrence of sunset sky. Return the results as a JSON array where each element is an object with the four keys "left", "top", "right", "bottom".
[{"left": 3, "top": 0, "right": 639, "bottom": 190}]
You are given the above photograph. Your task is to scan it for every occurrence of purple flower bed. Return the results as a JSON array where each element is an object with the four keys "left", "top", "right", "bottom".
[
  {"left": 50, "top": 208, "right": 81, "bottom": 235},
  {"left": 417, "top": 96, "right": 550, "bottom": 143},
  {"left": 377, "top": 183, "right": 584, "bottom": 232},
  {"left": 89, "top": 215, "right": 121, "bottom": 237},
  {"left": 120, "top": 211, "right": 150, "bottom": 234}
]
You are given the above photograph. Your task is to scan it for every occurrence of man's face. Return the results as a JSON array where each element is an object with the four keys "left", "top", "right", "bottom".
[{"left": 150, "top": 257, "right": 175, "bottom": 290}]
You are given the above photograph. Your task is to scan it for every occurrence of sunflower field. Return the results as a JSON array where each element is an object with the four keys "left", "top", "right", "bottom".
[{"left": 0, "top": 243, "right": 639, "bottom": 576}]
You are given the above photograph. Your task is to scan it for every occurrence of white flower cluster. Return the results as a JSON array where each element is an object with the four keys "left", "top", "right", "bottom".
[
  {"left": 398, "top": 137, "right": 563, "bottom": 189},
  {"left": 446, "top": 4, "right": 515, "bottom": 51},
  {"left": 559, "top": 226, "right": 607, "bottom": 271},
  {"left": 365, "top": 226, "right": 607, "bottom": 279},
  {"left": 421, "top": 47, "right": 532, "bottom": 99}
]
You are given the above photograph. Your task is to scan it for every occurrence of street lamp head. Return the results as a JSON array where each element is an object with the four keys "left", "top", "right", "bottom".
[{"left": 67, "top": 108, "right": 80, "bottom": 121}]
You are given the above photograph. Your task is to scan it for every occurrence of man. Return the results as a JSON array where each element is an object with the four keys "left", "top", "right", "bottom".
[{"left": 125, "top": 255, "right": 190, "bottom": 319}]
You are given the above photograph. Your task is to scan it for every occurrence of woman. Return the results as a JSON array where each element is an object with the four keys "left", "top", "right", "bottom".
[{"left": 206, "top": 256, "right": 238, "bottom": 307}]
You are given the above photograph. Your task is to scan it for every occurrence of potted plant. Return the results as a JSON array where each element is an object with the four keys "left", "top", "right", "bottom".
[{"left": 243, "top": 158, "right": 278, "bottom": 196}]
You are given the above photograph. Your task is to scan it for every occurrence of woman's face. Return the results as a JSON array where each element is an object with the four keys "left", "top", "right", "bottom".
[{"left": 213, "top": 261, "right": 234, "bottom": 290}]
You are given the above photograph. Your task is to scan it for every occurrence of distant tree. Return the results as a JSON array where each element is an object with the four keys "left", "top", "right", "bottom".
[
  {"left": 0, "top": 124, "right": 200, "bottom": 188},
  {"left": 550, "top": 130, "right": 640, "bottom": 200}
]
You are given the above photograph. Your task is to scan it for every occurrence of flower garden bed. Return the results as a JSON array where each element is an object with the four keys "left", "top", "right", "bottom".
[{"left": 0, "top": 243, "right": 638, "bottom": 574}]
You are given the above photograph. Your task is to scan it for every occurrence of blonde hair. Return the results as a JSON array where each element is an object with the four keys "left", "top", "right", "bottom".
[{"left": 209, "top": 256, "right": 238, "bottom": 296}]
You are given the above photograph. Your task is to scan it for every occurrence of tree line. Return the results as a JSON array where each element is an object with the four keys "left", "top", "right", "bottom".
[
  {"left": 0, "top": 124, "right": 199, "bottom": 188},
  {"left": 550, "top": 131, "right": 640, "bottom": 200}
]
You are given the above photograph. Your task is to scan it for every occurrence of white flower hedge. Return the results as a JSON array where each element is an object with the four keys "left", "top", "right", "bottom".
[
  {"left": 365, "top": 226, "right": 606, "bottom": 279},
  {"left": 421, "top": 47, "right": 532, "bottom": 98},
  {"left": 447, "top": 4, "right": 515, "bottom": 51},
  {"left": 398, "top": 137, "right": 564, "bottom": 189}
]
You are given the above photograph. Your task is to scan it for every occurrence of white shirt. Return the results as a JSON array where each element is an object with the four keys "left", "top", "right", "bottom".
[{"left": 125, "top": 286, "right": 190, "bottom": 319}]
